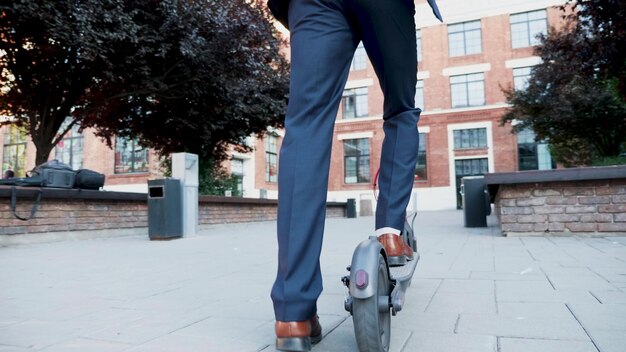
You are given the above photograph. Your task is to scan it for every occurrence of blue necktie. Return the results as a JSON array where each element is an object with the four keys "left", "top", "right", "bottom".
[{"left": 427, "top": 0, "right": 443, "bottom": 22}]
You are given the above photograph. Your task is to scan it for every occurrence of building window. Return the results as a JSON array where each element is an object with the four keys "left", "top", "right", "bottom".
[
  {"left": 55, "top": 122, "right": 83, "bottom": 170},
  {"left": 342, "top": 87, "right": 368, "bottom": 119},
  {"left": 415, "top": 80, "right": 425, "bottom": 111},
  {"left": 344, "top": 138, "right": 370, "bottom": 184},
  {"left": 265, "top": 134, "right": 278, "bottom": 183},
  {"left": 517, "top": 128, "right": 554, "bottom": 171},
  {"left": 450, "top": 73, "right": 485, "bottom": 108},
  {"left": 453, "top": 128, "right": 488, "bottom": 149},
  {"left": 350, "top": 42, "right": 367, "bottom": 71},
  {"left": 513, "top": 66, "right": 532, "bottom": 91},
  {"left": 2, "top": 126, "right": 27, "bottom": 177},
  {"left": 448, "top": 20, "right": 482, "bottom": 57},
  {"left": 415, "top": 133, "right": 427, "bottom": 180},
  {"left": 511, "top": 9, "right": 547, "bottom": 48},
  {"left": 416, "top": 30, "right": 422, "bottom": 62},
  {"left": 231, "top": 158, "right": 244, "bottom": 196},
  {"left": 114, "top": 137, "right": 149, "bottom": 174}
]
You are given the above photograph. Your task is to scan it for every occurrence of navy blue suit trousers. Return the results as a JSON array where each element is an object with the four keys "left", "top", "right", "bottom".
[{"left": 271, "top": 0, "right": 438, "bottom": 321}]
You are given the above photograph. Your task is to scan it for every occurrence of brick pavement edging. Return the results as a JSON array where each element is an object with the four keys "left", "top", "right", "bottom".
[
  {"left": 486, "top": 165, "right": 626, "bottom": 236},
  {"left": 0, "top": 186, "right": 347, "bottom": 236}
]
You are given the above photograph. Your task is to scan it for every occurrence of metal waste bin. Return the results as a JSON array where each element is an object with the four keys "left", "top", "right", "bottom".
[
  {"left": 461, "top": 176, "right": 490, "bottom": 228},
  {"left": 346, "top": 198, "right": 357, "bottom": 218},
  {"left": 148, "top": 178, "right": 183, "bottom": 240}
]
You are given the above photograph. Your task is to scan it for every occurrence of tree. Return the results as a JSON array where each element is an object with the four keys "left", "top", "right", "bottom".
[
  {"left": 0, "top": 0, "right": 289, "bottom": 166},
  {"left": 502, "top": 0, "right": 626, "bottom": 166}
]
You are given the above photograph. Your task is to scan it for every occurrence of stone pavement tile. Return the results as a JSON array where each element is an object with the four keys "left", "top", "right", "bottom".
[
  {"left": 470, "top": 270, "right": 546, "bottom": 281},
  {"left": 167, "top": 316, "right": 270, "bottom": 339},
  {"left": 402, "top": 331, "right": 496, "bottom": 352},
  {"left": 496, "top": 280, "right": 599, "bottom": 304},
  {"left": 391, "top": 310, "right": 459, "bottom": 334},
  {"left": 81, "top": 311, "right": 222, "bottom": 345},
  {"left": 567, "top": 304, "right": 626, "bottom": 332},
  {"left": 0, "top": 345, "right": 30, "bottom": 352},
  {"left": 309, "top": 319, "right": 410, "bottom": 352},
  {"left": 126, "top": 333, "right": 263, "bottom": 352},
  {"left": 499, "top": 337, "right": 597, "bottom": 352},
  {"left": 494, "top": 258, "right": 539, "bottom": 274},
  {"left": 589, "top": 290, "right": 626, "bottom": 304},
  {"left": 425, "top": 292, "right": 496, "bottom": 314},
  {"left": 401, "top": 279, "right": 443, "bottom": 312},
  {"left": 0, "top": 320, "right": 81, "bottom": 350},
  {"left": 37, "top": 338, "right": 133, "bottom": 352},
  {"left": 438, "top": 279, "right": 495, "bottom": 294},
  {"left": 587, "top": 266, "right": 626, "bottom": 284},
  {"left": 456, "top": 313, "right": 589, "bottom": 341},
  {"left": 545, "top": 274, "right": 618, "bottom": 291},
  {"left": 497, "top": 302, "right": 572, "bottom": 318},
  {"left": 588, "top": 330, "right": 626, "bottom": 352}
]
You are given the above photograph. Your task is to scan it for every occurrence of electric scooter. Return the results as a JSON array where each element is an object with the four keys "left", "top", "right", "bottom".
[{"left": 342, "top": 212, "right": 419, "bottom": 352}]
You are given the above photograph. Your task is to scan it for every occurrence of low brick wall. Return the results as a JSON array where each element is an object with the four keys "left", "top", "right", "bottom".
[
  {"left": 487, "top": 166, "right": 626, "bottom": 237},
  {"left": 198, "top": 196, "right": 346, "bottom": 224},
  {"left": 0, "top": 187, "right": 347, "bottom": 238}
]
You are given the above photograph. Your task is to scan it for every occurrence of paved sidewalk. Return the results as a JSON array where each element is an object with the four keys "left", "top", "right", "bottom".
[{"left": 1, "top": 210, "right": 625, "bottom": 352}]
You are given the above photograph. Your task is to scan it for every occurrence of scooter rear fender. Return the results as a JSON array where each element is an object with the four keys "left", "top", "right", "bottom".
[{"left": 348, "top": 238, "right": 389, "bottom": 299}]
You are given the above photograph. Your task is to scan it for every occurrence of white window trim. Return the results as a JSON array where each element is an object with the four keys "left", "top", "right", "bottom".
[
  {"left": 338, "top": 131, "right": 374, "bottom": 140},
  {"left": 345, "top": 78, "right": 374, "bottom": 90},
  {"left": 417, "top": 71, "right": 430, "bottom": 80},
  {"left": 443, "top": 63, "right": 491, "bottom": 77},
  {"left": 505, "top": 56, "right": 542, "bottom": 68}
]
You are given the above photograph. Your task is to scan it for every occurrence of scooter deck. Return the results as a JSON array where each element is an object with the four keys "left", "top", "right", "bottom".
[{"left": 389, "top": 252, "right": 419, "bottom": 283}]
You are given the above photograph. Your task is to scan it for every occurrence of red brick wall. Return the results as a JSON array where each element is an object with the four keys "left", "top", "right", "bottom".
[
  {"left": 495, "top": 179, "right": 626, "bottom": 236},
  {"left": 0, "top": 188, "right": 346, "bottom": 236}
]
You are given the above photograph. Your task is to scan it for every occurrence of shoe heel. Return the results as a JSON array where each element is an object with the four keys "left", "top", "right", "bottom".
[{"left": 276, "top": 336, "right": 312, "bottom": 352}]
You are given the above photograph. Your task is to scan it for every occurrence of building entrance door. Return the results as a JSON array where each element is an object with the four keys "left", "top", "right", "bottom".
[{"left": 455, "top": 158, "right": 489, "bottom": 209}]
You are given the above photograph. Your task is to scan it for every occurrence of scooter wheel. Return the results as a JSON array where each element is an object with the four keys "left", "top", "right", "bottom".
[{"left": 352, "top": 254, "right": 391, "bottom": 352}]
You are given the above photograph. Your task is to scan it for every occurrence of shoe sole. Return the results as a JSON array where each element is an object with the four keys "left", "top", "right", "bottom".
[
  {"left": 311, "top": 332, "right": 322, "bottom": 344},
  {"left": 276, "top": 337, "right": 312, "bottom": 352}
]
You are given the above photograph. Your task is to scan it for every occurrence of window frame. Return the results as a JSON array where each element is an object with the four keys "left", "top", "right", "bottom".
[
  {"left": 55, "top": 123, "right": 84, "bottom": 170},
  {"left": 2, "top": 126, "right": 27, "bottom": 177},
  {"left": 342, "top": 87, "right": 369, "bottom": 119},
  {"left": 510, "top": 9, "right": 548, "bottom": 48},
  {"left": 448, "top": 20, "right": 482, "bottom": 57},
  {"left": 344, "top": 138, "right": 371, "bottom": 184},
  {"left": 453, "top": 128, "right": 488, "bottom": 149},
  {"left": 114, "top": 137, "right": 149, "bottom": 174},
  {"left": 450, "top": 73, "right": 485, "bottom": 108},
  {"left": 265, "top": 134, "right": 278, "bottom": 183}
]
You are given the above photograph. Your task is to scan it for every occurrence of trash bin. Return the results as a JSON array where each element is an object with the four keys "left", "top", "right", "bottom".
[
  {"left": 346, "top": 198, "right": 357, "bottom": 218},
  {"left": 148, "top": 178, "right": 183, "bottom": 240},
  {"left": 461, "top": 176, "right": 490, "bottom": 228}
]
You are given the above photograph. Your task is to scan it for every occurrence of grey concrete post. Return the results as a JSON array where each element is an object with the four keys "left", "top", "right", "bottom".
[{"left": 172, "top": 153, "right": 199, "bottom": 236}]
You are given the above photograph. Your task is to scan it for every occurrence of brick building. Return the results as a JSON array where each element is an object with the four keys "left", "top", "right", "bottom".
[{"left": 1, "top": 0, "right": 566, "bottom": 211}]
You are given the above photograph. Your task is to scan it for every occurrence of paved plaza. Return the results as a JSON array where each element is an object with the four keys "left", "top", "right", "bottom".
[{"left": 1, "top": 210, "right": 625, "bottom": 352}]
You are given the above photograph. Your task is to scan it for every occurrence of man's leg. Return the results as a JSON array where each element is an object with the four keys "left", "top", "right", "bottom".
[
  {"left": 271, "top": 0, "right": 358, "bottom": 323},
  {"left": 351, "top": 0, "right": 420, "bottom": 263}
]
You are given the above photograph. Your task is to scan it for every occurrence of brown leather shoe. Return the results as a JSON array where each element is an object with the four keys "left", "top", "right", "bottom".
[
  {"left": 275, "top": 316, "right": 322, "bottom": 351},
  {"left": 378, "top": 233, "right": 413, "bottom": 266}
]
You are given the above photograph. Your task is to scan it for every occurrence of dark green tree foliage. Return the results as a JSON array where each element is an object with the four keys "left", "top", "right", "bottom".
[
  {"left": 502, "top": 0, "right": 626, "bottom": 166},
  {"left": 0, "top": 0, "right": 289, "bottom": 165}
]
